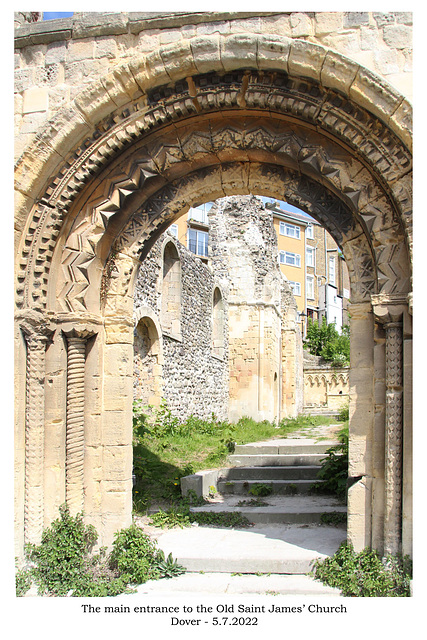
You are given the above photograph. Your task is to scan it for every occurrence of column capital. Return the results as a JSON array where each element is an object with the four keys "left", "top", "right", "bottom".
[
  {"left": 371, "top": 293, "right": 408, "bottom": 325},
  {"left": 17, "top": 310, "right": 55, "bottom": 343},
  {"left": 62, "top": 326, "right": 97, "bottom": 341}
]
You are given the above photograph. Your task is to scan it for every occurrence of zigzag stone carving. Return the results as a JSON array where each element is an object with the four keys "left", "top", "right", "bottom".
[{"left": 16, "top": 70, "right": 412, "bottom": 318}]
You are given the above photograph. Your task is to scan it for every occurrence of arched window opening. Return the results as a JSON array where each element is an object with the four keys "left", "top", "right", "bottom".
[
  {"left": 212, "top": 287, "right": 225, "bottom": 359},
  {"left": 161, "top": 241, "right": 182, "bottom": 338},
  {"left": 133, "top": 316, "right": 162, "bottom": 407}
]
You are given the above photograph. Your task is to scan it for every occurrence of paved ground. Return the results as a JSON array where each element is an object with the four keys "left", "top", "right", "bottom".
[{"left": 127, "top": 422, "right": 346, "bottom": 596}]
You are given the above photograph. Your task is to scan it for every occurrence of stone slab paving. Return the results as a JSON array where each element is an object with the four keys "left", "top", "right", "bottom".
[
  {"left": 151, "top": 522, "right": 346, "bottom": 574},
  {"left": 123, "top": 572, "right": 341, "bottom": 596}
]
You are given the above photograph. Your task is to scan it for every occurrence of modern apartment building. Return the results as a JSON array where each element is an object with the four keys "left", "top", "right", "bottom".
[
  {"left": 267, "top": 201, "right": 350, "bottom": 334},
  {"left": 168, "top": 198, "right": 350, "bottom": 333}
]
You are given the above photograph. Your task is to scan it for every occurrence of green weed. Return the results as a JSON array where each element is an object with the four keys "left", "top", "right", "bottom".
[{"left": 312, "top": 541, "right": 412, "bottom": 597}]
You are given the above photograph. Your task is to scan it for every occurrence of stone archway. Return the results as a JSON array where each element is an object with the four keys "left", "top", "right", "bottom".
[{"left": 14, "top": 33, "right": 412, "bottom": 557}]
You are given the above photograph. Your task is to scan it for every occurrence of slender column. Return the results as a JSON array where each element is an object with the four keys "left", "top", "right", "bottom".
[
  {"left": 384, "top": 320, "right": 404, "bottom": 555},
  {"left": 23, "top": 329, "right": 52, "bottom": 545},
  {"left": 372, "top": 295, "right": 407, "bottom": 556},
  {"left": 64, "top": 329, "right": 93, "bottom": 515}
]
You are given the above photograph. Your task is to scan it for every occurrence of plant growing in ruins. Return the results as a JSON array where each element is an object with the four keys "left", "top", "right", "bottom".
[
  {"left": 304, "top": 318, "right": 350, "bottom": 366},
  {"left": 248, "top": 483, "right": 273, "bottom": 497},
  {"left": 311, "top": 422, "right": 348, "bottom": 501},
  {"left": 25, "top": 504, "right": 129, "bottom": 596},
  {"left": 22, "top": 505, "right": 185, "bottom": 596},
  {"left": 312, "top": 541, "right": 412, "bottom": 597},
  {"left": 110, "top": 524, "right": 185, "bottom": 582}
]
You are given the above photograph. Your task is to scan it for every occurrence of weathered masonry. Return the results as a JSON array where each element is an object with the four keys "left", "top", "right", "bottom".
[{"left": 14, "top": 12, "right": 413, "bottom": 559}]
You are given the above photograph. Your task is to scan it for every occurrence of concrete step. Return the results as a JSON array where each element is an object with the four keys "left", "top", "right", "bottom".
[
  {"left": 217, "top": 478, "right": 322, "bottom": 495},
  {"left": 125, "top": 572, "right": 342, "bottom": 596},
  {"left": 219, "top": 465, "right": 321, "bottom": 481},
  {"left": 151, "top": 522, "right": 346, "bottom": 575},
  {"left": 191, "top": 495, "right": 346, "bottom": 526},
  {"left": 228, "top": 453, "right": 326, "bottom": 467},
  {"left": 233, "top": 439, "right": 338, "bottom": 456}
]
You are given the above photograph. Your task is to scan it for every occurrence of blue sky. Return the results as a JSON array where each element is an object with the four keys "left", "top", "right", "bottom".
[{"left": 43, "top": 12, "right": 74, "bottom": 20}]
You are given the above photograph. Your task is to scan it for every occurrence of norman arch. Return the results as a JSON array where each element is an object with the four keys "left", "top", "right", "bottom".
[{"left": 14, "top": 31, "right": 412, "bottom": 558}]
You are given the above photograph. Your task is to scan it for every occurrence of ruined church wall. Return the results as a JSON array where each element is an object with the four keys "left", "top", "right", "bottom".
[
  {"left": 209, "top": 195, "right": 302, "bottom": 423},
  {"left": 133, "top": 233, "right": 229, "bottom": 422}
]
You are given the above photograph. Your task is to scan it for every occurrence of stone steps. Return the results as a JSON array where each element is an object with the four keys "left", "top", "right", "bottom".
[
  {"left": 219, "top": 465, "right": 321, "bottom": 481},
  {"left": 173, "top": 432, "right": 346, "bottom": 589},
  {"left": 190, "top": 495, "right": 346, "bottom": 525},
  {"left": 153, "top": 522, "right": 346, "bottom": 576},
  {"left": 128, "top": 571, "right": 342, "bottom": 596},
  {"left": 227, "top": 453, "right": 326, "bottom": 467},
  {"left": 217, "top": 478, "right": 322, "bottom": 495}
]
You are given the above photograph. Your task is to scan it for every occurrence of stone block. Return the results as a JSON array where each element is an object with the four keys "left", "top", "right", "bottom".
[
  {"left": 220, "top": 34, "right": 257, "bottom": 72},
  {"left": 382, "top": 24, "right": 412, "bottom": 50},
  {"left": 257, "top": 34, "right": 291, "bottom": 72},
  {"left": 315, "top": 12, "right": 343, "bottom": 35},
  {"left": 67, "top": 39, "right": 94, "bottom": 63},
  {"left": 389, "top": 98, "right": 412, "bottom": 150},
  {"left": 288, "top": 40, "right": 327, "bottom": 82},
  {"left": 196, "top": 20, "right": 230, "bottom": 36},
  {"left": 73, "top": 12, "right": 128, "bottom": 39},
  {"left": 102, "top": 445, "right": 133, "bottom": 481},
  {"left": 290, "top": 12, "right": 314, "bottom": 37},
  {"left": 102, "top": 409, "right": 132, "bottom": 446},
  {"left": 191, "top": 34, "right": 223, "bottom": 74},
  {"left": 159, "top": 39, "right": 198, "bottom": 81},
  {"left": 22, "top": 86, "right": 48, "bottom": 113},
  {"left": 343, "top": 12, "right": 370, "bottom": 28},
  {"left": 320, "top": 51, "right": 359, "bottom": 95},
  {"left": 95, "top": 37, "right": 118, "bottom": 59},
  {"left": 74, "top": 78, "right": 121, "bottom": 123},
  {"left": 45, "top": 41, "right": 67, "bottom": 65},
  {"left": 349, "top": 65, "right": 403, "bottom": 123},
  {"left": 32, "top": 106, "right": 90, "bottom": 159},
  {"left": 130, "top": 50, "right": 169, "bottom": 92},
  {"left": 14, "top": 142, "right": 63, "bottom": 200},
  {"left": 104, "top": 320, "right": 133, "bottom": 345}
]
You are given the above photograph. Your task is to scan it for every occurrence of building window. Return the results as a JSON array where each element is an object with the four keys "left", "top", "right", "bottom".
[
  {"left": 187, "top": 202, "right": 213, "bottom": 225},
  {"left": 329, "top": 256, "right": 336, "bottom": 285},
  {"left": 343, "top": 287, "right": 350, "bottom": 299},
  {"left": 288, "top": 281, "right": 301, "bottom": 296},
  {"left": 306, "top": 225, "right": 314, "bottom": 239},
  {"left": 279, "top": 251, "right": 301, "bottom": 267},
  {"left": 306, "top": 246, "right": 315, "bottom": 268},
  {"left": 188, "top": 228, "right": 209, "bottom": 257},
  {"left": 279, "top": 221, "right": 301, "bottom": 239},
  {"left": 306, "top": 275, "right": 315, "bottom": 299},
  {"left": 169, "top": 224, "right": 178, "bottom": 238}
]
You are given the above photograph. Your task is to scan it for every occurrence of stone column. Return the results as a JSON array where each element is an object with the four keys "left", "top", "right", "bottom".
[
  {"left": 63, "top": 328, "right": 94, "bottom": 515},
  {"left": 383, "top": 320, "right": 403, "bottom": 555},
  {"left": 372, "top": 294, "right": 407, "bottom": 556},
  {"left": 22, "top": 326, "right": 53, "bottom": 545}
]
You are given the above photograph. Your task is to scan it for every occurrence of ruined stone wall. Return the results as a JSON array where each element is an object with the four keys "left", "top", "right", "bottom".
[
  {"left": 133, "top": 232, "right": 229, "bottom": 422},
  {"left": 14, "top": 11, "right": 412, "bottom": 160},
  {"left": 209, "top": 195, "right": 302, "bottom": 422}
]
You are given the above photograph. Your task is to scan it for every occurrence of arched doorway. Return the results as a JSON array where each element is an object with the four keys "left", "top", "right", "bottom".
[{"left": 14, "top": 34, "right": 412, "bottom": 558}]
